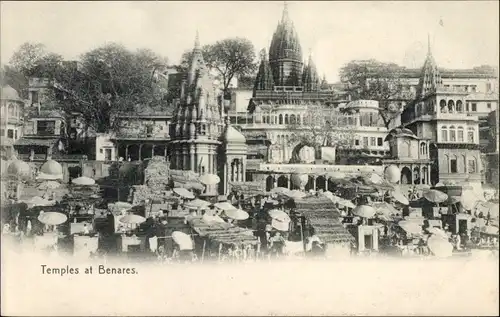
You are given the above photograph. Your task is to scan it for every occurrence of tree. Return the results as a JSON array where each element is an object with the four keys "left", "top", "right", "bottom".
[
  {"left": 287, "top": 104, "right": 356, "bottom": 162},
  {"left": 176, "top": 38, "right": 257, "bottom": 97},
  {"left": 9, "top": 42, "right": 63, "bottom": 78},
  {"left": 49, "top": 43, "right": 169, "bottom": 133},
  {"left": 339, "top": 59, "right": 414, "bottom": 128}
]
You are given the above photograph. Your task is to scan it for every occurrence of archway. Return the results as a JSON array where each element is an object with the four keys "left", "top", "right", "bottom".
[
  {"left": 327, "top": 179, "right": 335, "bottom": 192},
  {"left": 141, "top": 144, "right": 153, "bottom": 160},
  {"left": 400, "top": 166, "right": 412, "bottom": 184},
  {"left": 68, "top": 166, "right": 82, "bottom": 183},
  {"left": 413, "top": 166, "right": 420, "bottom": 185},
  {"left": 153, "top": 145, "right": 166, "bottom": 157},
  {"left": 304, "top": 176, "right": 314, "bottom": 191},
  {"left": 315, "top": 176, "right": 326, "bottom": 191},
  {"left": 289, "top": 142, "right": 319, "bottom": 164},
  {"left": 265, "top": 175, "right": 274, "bottom": 192},
  {"left": 277, "top": 175, "right": 288, "bottom": 188},
  {"left": 128, "top": 144, "right": 140, "bottom": 161}
]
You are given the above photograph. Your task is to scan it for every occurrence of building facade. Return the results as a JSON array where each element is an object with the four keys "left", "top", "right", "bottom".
[
  {"left": 1, "top": 85, "right": 25, "bottom": 158},
  {"left": 401, "top": 42, "right": 482, "bottom": 186}
]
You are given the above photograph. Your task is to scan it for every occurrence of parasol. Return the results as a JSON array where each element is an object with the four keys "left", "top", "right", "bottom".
[
  {"left": 384, "top": 165, "right": 401, "bottom": 184},
  {"left": 271, "top": 218, "right": 290, "bottom": 232},
  {"left": 481, "top": 225, "right": 499, "bottom": 236},
  {"left": 214, "top": 201, "right": 237, "bottom": 211},
  {"left": 199, "top": 174, "right": 220, "bottom": 185},
  {"left": 119, "top": 214, "right": 146, "bottom": 225},
  {"left": 337, "top": 198, "right": 355, "bottom": 209},
  {"left": 202, "top": 213, "right": 225, "bottom": 224},
  {"left": 460, "top": 190, "right": 479, "bottom": 211},
  {"left": 283, "top": 190, "right": 307, "bottom": 199},
  {"left": 38, "top": 212, "right": 67, "bottom": 225},
  {"left": 173, "top": 188, "right": 195, "bottom": 199},
  {"left": 71, "top": 176, "right": 96, "bottom": 186},
  {"left": 427, "top": 227, "right": 449, "bottom": 240},
  {"left": 23, "top": 196, "right": 55, "bottom": 207},
  {"left": 264, "top": 199, "right": 280, "bottom": 205},
  {"left": 172, "top": 231, "right": 194, "bottom": 250},
  {"left": 398, "top": 220, "right": 422, "bottom": 235},
  {"left": 38, "top": 181, "right": 61, "bottom": 190},
  {"left": 372, "top": 202, "right": 399, "bottom": 218},
  {"left": 423, "top": 189, "right": 448, "bottom": 204},
  {"left": 184, "top": 182, "right": 205, "bottom": 191},
  {"left": 427, "top": 235, "right": 453, "bottom": 258},
  {"left": 322, "top": 191, "right": 334, "bottom": 200},
  {"left": 271, "top": 187, "right": 290, "bottom": 194},
  {"left": 352, "top": 205, "right": 377, "bottom": 218},
  {"left": 391, "top": 190, "right": 409, "bottom": 205},
  {"left": 268, "top": 209, "right": 291, "bottom": 222},
  {"left": 224, "top": 208, "right": 249, "bottom": 220},
  {"left": 368, "top": 173, "right": 384, "bottom": 184},
  {"left": 184, "top": 198, "right": 212, "bottom": 209}
]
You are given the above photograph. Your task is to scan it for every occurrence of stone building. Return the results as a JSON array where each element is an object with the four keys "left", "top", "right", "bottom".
[
  {"left": 169, "top": 33, "right": 248, "bottom": 196},
  {"left": 401, "top": 40, "right": 482, "bottom": 187},
  {"left": 1, "top": 85, "right": 25, "bottom": 158},
  {"left": 383, "top": 127, "right": 432, "bottom": 185}
]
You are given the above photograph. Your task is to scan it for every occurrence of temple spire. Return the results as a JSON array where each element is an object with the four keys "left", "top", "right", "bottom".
[
  {"left": 282, "top": 2, "right": 289, "bottom": 22},
  {"left": 427, "top": 33, "right": 431, "bottom": 55},
  {"left": 194, "top": 30, "right": 200, "bottom": 50}
]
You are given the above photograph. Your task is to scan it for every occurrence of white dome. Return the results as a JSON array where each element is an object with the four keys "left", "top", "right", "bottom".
[
  {"left": 1, "top": 85, "right": 21, "bottom": 101},
  {"left": 224, "top": 126, "right": 246, "bottom": 143},
  {"left": 7, "top": 159, "right": 31, "bottom": 179},
  {"left": 40, "top": 160, "right": 63, "bottom": 176}
]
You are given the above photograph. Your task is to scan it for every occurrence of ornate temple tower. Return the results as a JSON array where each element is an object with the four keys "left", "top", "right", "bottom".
[
  {"left": 401, "top": 36, "right": 481, "bottom": 187},
  {"left": 170, "top": 32, "right": 247, "bottom": 196},
  {"left": 268, "top": 2, "right": 304, "bottom": 87},
  {"left": 302, "top": 52, "right": 319, "bottom": 92},
  {"left": 170, "top": 32, "right": 226, "bottom": 195}
]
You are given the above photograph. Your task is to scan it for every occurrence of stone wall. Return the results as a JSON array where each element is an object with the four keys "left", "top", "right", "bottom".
[{"left": 130, "top": 156, "right": 170, "bottom": 204}]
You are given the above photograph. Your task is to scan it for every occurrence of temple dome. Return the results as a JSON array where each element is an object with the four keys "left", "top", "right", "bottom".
[
  {"left": 1, "top": 85, "right": 21, "bottom": 101},
  {"left": 7, "top": 159, "right": 31, "bottom": 179},
  {"left": 385, "top": 127, "right": 419, "bottom": 142},
  {"left": 40, "top": 160, "right": 63, "bottom": 176},
  {"left": 224, "top": 126, "right": 246, "bottom": 143}
]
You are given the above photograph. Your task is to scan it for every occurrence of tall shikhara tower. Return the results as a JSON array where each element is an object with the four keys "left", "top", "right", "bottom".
[
  {"left": 170, "top": 32, "right": 225, "bottom": 194},
  {"left": 252, "top": 2, "right": 324, "bottom": 100},
  {"left": 170, "top": 32, "right": 247, "bottom": 196}
]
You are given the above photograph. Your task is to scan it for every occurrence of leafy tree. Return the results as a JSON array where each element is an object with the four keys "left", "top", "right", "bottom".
[
  {"left": 339, "top": 59, "right": 414, "bottom": 128},
  {"left": 49, "top": 43, "right": 169, "bottom": 133},
  {"left": 176, "top": 37, "right": 257, "bottom": 97},
  {"left": 287, "top": 104, "right": 356, "bottom": 162}
]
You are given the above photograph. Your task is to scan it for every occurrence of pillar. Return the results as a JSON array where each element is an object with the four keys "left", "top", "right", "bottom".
[
  {"left": 151, "top": 145, "right": 155, "bottom": 157},
  {"left": 273, "top": 174, "right": 278, "bottom": 188},
  {"left": 125, "top": 145, "right": 129, "bottom": 160},
  {"left": 190, "top": 148, "right": 195, "bottom": 172},
  {"left": 164, "top": 146, "right": 168, "bottom": 158},
  {"left": 30, "top": 148, "right": 35, "bottom": 161},
  {"left": 427, "top": 165, "right": 431, "bottom": 185},
  {"left": 138, "top": 144, "right": 143, "bottom": 161},
  {"left": 372, "top": 228, "right": 379, "bottom": 251},
  {"left": 324, "top": 177, "right": 328, "bottom": 189},
  {"left": 313, "top": 176, "right": 317, "bottom": 191},
  {"left": 287, "top": 175, "right": 291, "bottom": 189}
]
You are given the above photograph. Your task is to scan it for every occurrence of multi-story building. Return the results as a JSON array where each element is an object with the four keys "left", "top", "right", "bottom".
[
  {"left": 1, "top": 85, "right": 25, "bottom": 158},
  {"left": 401, "top": 41, "right": 482, "bottom": 187}
]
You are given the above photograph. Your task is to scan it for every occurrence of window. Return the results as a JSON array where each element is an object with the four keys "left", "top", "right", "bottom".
[
  {"left": 7, "top": 129, "right": 14, "bottom": 139},
  {"left": 377, "top": 137, "right": 383, "bottom": 146},
  {"left": 486, "top": 83, "right": 492, "bottom": 92},
  {"left": 466, "top": 103, "right": 470, "bottom": 112},
  {"left": 355, "top": 139, "right": 360, "bottom": 146},
  {"left": 468, "top": 159, "right": 476, "bottom": 173},
  {"left": 8, "top": 105, "right": 15, "bottom": 116},
  {"left": 105, "top": 149, "right": 112, "bottom": 161},
  {"left": 37, "top": 120, "right": 56, "bottom": 136},
  {"left": 14, "top": 130, "right": 17, "bottom": 139},
  {"left": 279, "top": 114, "right": 283, "bottom": 124},
  {"left": 420, "top": 142, "right": 426, "bottom": 155},
  {"left": 146, "top": 125, "right": 153, "bottom": 135},
  {"left": 370, "top": 137, "right": 376, "bottom": 146},
  {"left": 457, "top": 127, "right": 464, "bottom": 142},
  {"left": 449, "top": 126, "right": 456, "bottom": 142},
  {"left": 31, "top": 91, "right": 39, "bottom": 104},
  {"left": 471, "top": 103, "right": 477, "bottom": 112},
  {"left": 441, "top": 126, "right": 448, "bottom": 142},
  {"left": 471, "top": 86, "right": 477, "bottom": 92},
  {"left": 363, "top": 137, "right": 369, "bottom": 148},
  {"left": 468, "top": 128, "right": 475, "bottom": 143},
  {"left": 450, "top": 159, "right": 458, "bottom": 173},
  {"left": 487, "top": 103, "right": 492, "bottom": 109},
  {"left": 0, "top": 129, "right": 4, "bottom": 136},
  {"left": 456, "top": 100, "right": 463, "bottom": 112}
]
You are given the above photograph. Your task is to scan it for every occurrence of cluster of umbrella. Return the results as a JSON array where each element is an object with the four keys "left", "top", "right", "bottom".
[{"left": 267, "top": 209, "right": 290, "bottom": 231}]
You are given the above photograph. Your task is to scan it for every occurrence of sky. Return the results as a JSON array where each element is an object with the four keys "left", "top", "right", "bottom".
[{"left": 1, "top": 1, "right": 499, "bottom": 82}]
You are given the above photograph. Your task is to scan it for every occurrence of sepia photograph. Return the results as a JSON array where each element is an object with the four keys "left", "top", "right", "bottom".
[{"left": 1, "top": 1, "right": 499, "bottom": 316}]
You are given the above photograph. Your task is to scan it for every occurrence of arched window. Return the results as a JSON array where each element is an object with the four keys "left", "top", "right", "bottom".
[
  {"left": 468, "top": 157, "right": 477, "bottom": 173},
  {"left": 284, "top": 114, "right": 289, "bottom": 125},
  {"left": 456, "top": 100, "right": 463, "bottom": 112},
  {"left": 440, "top": 100, "right": 447, "bottom": 113},
  {"left": 441, "top": 126, "right": 448, "bottom": 142},
  {"left": 290, "top": 114, "right": 296, "bottom": 124},
  {"left": 7, "top": 104, "right": 15, "bottom": 117},
  {"left": 420, "top": 142, "right": 427, "bottom": 155},
  {"left": 297, "top": 115, "right": 301, "bottom": 125},
  {"left": 457, "top": 126, "right": 464, "bottom": 142},
  {"left": 468, "top": 127, "right": 475, "bottom": 143},
  {"left": 449, "top": 125, "right": 456, "bottom": 142},
  {"left": 279, "top": 114, "right": 283, "bottom": 124},
  {"left": 448, "top": 100, "right": 455, "bottom": 113}
]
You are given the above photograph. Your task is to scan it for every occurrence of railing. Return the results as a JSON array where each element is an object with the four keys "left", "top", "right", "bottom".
[
  {"left": 114, "top": 132, "right": 171, "bottom": 140},
  {"left": 17, "top": 153, "right": 88, "bottom": 161}
]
